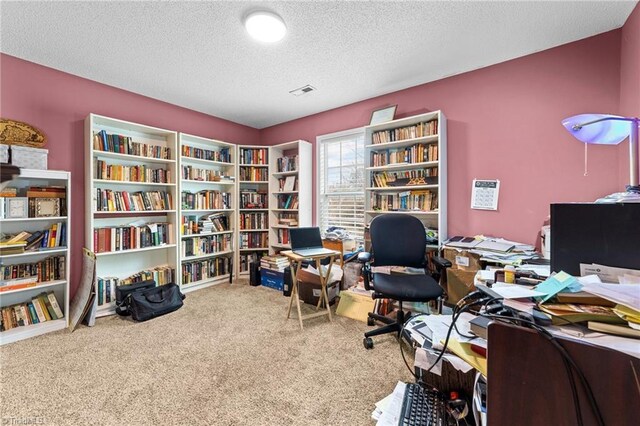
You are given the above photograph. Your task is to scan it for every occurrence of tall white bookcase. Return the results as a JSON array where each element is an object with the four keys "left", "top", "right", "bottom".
[
  {"left": 85, "top": 114, "right": 179, "bottom": 317},
  {"left": 268, "top": 140, "right": 312, "bottom": 253},
  {"left": 0, "top": 169, "right": 70, "bottom": 345},
  {"left": 236, "top": 145, "right": 270, "bottom": 277},
  {"left": 178, "top": 133, "right": 235, "bottom": 292},
  {"left": 364, "top": 111, "right": 447, "bottom": 248}
]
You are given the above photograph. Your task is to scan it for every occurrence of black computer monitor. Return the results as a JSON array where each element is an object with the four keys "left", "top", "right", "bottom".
[{"left": 550, "top": 202, "right": 640, "bottom": 275}]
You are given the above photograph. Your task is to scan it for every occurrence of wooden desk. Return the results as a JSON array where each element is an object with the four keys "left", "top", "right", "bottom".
[{"left": 281, "top": 249, "right": 340, "bottom": 330}]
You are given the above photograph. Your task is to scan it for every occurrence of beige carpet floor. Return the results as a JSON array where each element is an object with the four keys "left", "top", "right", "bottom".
[{"left": 1, "top": 281, "right": 413, "bottom": 425}]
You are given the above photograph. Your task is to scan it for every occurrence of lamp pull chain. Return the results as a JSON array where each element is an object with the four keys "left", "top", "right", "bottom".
[{"left": 584, "top": 143, "right": 589, "bottom": 176}]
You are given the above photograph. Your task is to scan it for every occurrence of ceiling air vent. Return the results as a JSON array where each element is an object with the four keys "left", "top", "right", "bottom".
[{"left": 289, "top": 85, "right": 316, "bottom": 96}]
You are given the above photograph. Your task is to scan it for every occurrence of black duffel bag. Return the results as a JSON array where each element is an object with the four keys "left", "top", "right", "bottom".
[{"left": 116, "top": 281, "right": 185, "bottom": 321}]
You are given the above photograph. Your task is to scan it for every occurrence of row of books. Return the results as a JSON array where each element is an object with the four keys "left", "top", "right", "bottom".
[
  {"left": 182, "top": 256, "right": 231, "bottom": 284},
  {"left": 260, "top": 255, "right": 289, "bottom": 272},
  {"left": 1, "top": 292, "right": 64, "bottom": 331},
  {"left": 370, "top": 190, "right": 438, "bottom": 212},
  {"left": 239, "top": 190, "right": 267, "bottom": 209},
  {"left": 239, "top": 212, "right": 268, "bottom": 230},
  {"left": 239, "top": 252, "right": 263, "bottom": 272},
  {"left": 93, "top": 223, "right": 174, "bottom": 253},
  {"left": 94, "top": 160, "right": 171, "bottom": 184},
  {"left": 181, "top": 165, "right": 231, "bottom": 182},
  {"left": 369, "top": 143, "right": 439, "bottom": 167},
  {"left": 181, "top": 190, "right": 231, "bottom": 210},
  {"left": 93, "top": 130, "right": 171, "bottom": 159},
  {"left": 238, "top": 148, "right": 268, "bottom": 165},
  {"left": 277, "top": 194, "right": 299, "bottom": 209},
  {"left": 276, "top": 229, "right": 290, "bottom": 245},
  {"left": 95, "top": 189, "right": 173, "bottom": 212},
  {"left": 277, "top": 213, "right": 298, "bottom": 226},
  {"left": 181, "top": 234, "right": 232, "bottom": 257},
  {"left": 97, "top": 266, "right": 175, "bottom": 306},
  {"left": 276, "top": 155, "right": 298, "bottom": 173},
  {"left": 239, "top": 232, "right": 268, "bottom": 249},
  {"left": 238, "top": 166, "right": 268, "bottom": 181},
  {"left": 0, "top": 256, "right": 66, "bottom": 290},
  {"left": 371, "top": 169, "right": 438, "bottom": 187},
  {"left": 372, "top": 120, "right": 438, "bottom": 144},
  {"left": 181, "top": 145, "right": 231, "bottom": 163},
  {"left": 182, "top": 213, "right": 230, "bottom": 235},
  {"left": 277, "top": 176, "right": 297, "bottom": 192}
]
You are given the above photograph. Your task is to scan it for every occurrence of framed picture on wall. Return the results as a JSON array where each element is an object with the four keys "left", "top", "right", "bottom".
[{"left": 369, "top": 105, "right": 397, "bottom": 125}]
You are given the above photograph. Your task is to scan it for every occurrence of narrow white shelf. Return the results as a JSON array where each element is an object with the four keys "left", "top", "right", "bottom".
[
  {"left": 366, "top": 161, "right": 438, "bottom": 171},
  {"left": 180, "top": 156, "right": 234, "bottom": 167},
  {"left": 93, "top": 150, "right": 175, "bottom": 164},
  {"left": 93, "top": 209, "right": 176, "bottom": 215},
  {"left": 0, "top": 280, "right": 67, "bottom": 296},
  {"left": 181, "top": 274, "right": 230, "bottom": 292},
  {"left": 181, "top": 179, "right": 235, "bottom": 186},
  {"left": 181, "top": 230, "right": 233, "bottom": 239},
  {"left": 0, "top": 318, "right": 67, "bottom": 346},
  {"left": 181, "top": 250, "right": 234, "bottom": 262},
  {"left": 95, "top": 244, "right": 177, "bottom": 257},
  {"left": 271, "top": 208, "right": 299, "bottom": 212},
  {"left": 239, "top": 208, "right": 269, "bottom": 212},
  {"left": 366, "top": 185, "right": 438, "bottom": 191},
  {"left": 239, "top": 229, "right": 268, "bottom": 232},
  {"left": 272, "top": 170, "right": 298, "bottom": 177},
  {"left": 239, "top": 247, "right": 269, "bottom": 251},
  {"left": 364, "top": 134, "right": 438, "bottom": 151},
  {"left": 271, "top": 224, "right": 296, "bottom": 229},
  {"left": 181, "top": 209, "right": 233, "bottom": 213},
  {"left": 365, "top": 210, "right": 438, "bottom": 215},
  {"left": 93, "top": 179, "right": 175, "bottom": 187},
  {"left": 0, "top": 216, "right": 68, "bottom": 223},
  {"left": 272, "top": 191, "right": 299, "bottom": 195},
  {"left": 0, "top": 248, "right": 68, "bottom": 259},
  {"left": 238, "top": 164, "right": 269, "bottom": 168},
  {"left": 238, "top": 180, "right": 269, "bottom": 184}
]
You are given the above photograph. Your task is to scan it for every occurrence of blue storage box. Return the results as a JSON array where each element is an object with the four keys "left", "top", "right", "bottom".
[{"left": 261, "top": 268, "right": 284, "bottom": 291}]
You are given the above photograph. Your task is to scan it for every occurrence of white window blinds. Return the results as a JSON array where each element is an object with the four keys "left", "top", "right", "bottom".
[{"left": 318, "top": 129, "right": 365, "bottom": 242}]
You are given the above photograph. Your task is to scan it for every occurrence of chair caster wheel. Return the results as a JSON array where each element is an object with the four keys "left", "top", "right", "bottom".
[
  {"left": 363, "top": 337, "right": 374, "bottom": 349},
  {"left": 367, "top": 317, "right": 375, "bottom": 326}
]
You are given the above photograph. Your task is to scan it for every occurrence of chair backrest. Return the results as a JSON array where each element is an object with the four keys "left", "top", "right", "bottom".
[{"left": 370, "top": 214, "right": 426, "bottom": 268}]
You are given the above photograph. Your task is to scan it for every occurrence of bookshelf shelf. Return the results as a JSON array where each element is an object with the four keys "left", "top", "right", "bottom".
[
  {"left": 239, "top": 164, "right": 269, "bottom": 168},
  {"left": 178, "top": 132, "right": 235, "bottom": 289},
  {"left": 238, "top": 180, "right": 269, "bottom": 184},
  {"left": 93, "top": 150, "right": 175, "bottom": 164},
  {"left": 0, "top": 169, "right": 71, "bottom": 345},
  {"left": 0, "top": 280, "right": 67, "bottom": 296},
  {"left": 94, "top": 244, "right": 177, "bottom": 257},
  {"left": 364, "top": 110, "right": 447, "bottom": 248},
  {"left": 239, "top": 247, "right": 269, "bottom": 251},
  {"left": 86, "top": 114, "right": 179, "bottom": 314},
  {"left": 93, "top": 179, "right": 176, "bottom": 187},
  {"left": 239, "top": 229, "right": 269, "bottom": 232},
  {"left": 239, "top": 208, "right": 269, "bottom": 212},
  {"left": 0, "top": 247, "right": 68, "bottom": 259},
  {"left": 0, "top": 216, "right": 68, "bottom": 223},
  {"left": 268, "top": 140, "right": 312, "bottom": 256}
]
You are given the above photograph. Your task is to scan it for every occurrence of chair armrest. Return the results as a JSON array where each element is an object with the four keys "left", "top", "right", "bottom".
[
  {"left": 358, "top": 252, "right": 373, "bottom": 291},
  {"left": 357, "top": 252, "right": 371, "bottom": 263},
  {"left": 431, "top": 255, "right": 451, "bottom": 269}
]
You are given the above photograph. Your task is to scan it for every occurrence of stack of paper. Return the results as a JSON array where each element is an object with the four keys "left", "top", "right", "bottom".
[{"left": 373, "top": 381, "right": 406, "bottom": 426}]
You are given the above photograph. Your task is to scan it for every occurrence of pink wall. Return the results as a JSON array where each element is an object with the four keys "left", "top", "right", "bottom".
[
  {"left": 0, "top": 54, "right": 260, "bottom": 297},
  {"left": 619, "top": 3, "right": 640, "bottom": 188},
  {"left": 260, "top": 29, "right": 627, "bottom": 248}
]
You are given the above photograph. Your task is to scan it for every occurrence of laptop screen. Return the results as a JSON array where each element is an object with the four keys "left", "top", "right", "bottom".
[{"left": 290, "top": 227, "right": 323, "bottom": 250}]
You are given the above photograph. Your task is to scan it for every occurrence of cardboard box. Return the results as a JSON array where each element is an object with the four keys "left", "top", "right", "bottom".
[
  {"left": 297, "top": 268, "right": 339, "bottom": 306},
  {"left": 335, "top": 289, "right": 376, "bottom": 322},
  {"left": 446, "top": 268, "right": 477, "bottom": 304},
  {"left": 261, "top": 268, "right": 284, "bottom": 291},
  {"left": 443, "top": 247, "right": 482, "bottom": 272}
]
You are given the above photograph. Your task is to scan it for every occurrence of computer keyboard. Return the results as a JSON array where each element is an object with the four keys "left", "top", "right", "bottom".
[{"left": 399, "top": 383, "right": 451, "bottom": 426}]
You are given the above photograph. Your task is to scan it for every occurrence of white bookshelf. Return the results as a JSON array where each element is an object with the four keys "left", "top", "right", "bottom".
[
  {"left": 178, "top": 133, "right": 235, "bottom": 292},
  {"left": 85, "top": 114, "right": 179, "bottom": 317},
  {"left": 364, "top": 111, "right": 447, "bottom": 248},
  {"left": 268, "top": 140, "right": 312, "bottom": 253},
  {"left": 0, "top": 169, "right": 70, "bottom": 345},
  {"left": 236, "top": 145, "right": 270, "bottom": 277}
]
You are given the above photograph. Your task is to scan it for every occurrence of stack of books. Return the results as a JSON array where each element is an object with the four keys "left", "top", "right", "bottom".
[
  {"left": 260, "top": 255, "right": 289, "bottom": 272},
  {"left": 1, "top": 291, "right": 64, "bottom": 331}
]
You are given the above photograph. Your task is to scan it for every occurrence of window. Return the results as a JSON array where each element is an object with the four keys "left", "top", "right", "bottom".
[{"left": 317, "top": 128, "right": 365, "bottom": 242}]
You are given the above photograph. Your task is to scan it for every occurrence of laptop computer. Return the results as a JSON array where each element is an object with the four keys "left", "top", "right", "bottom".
[{"left": 290, "top": 227, "right": 336, "bottom": 257}]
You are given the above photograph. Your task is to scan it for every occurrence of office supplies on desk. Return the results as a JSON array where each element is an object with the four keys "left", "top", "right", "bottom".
[{"left": 290, "top": 227, "right": 335, "bottom": 257}]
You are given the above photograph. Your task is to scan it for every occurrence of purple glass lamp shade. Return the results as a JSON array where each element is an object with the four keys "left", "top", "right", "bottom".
[{"left": 562, "top": 114, "right": 632, "bottom": 145}]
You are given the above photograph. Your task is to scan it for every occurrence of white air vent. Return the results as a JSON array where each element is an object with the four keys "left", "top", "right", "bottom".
[{"left": 289, "top": 85, "right": 316, "bottom": 96}]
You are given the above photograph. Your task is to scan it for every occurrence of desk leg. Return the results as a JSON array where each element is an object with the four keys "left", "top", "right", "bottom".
[
  {"left": 315, "top": 257, "right": 333, "bottom": 322},
  {"left": 290, "top": 261, "right": 304, "bottom": 330},
  {"left": 287, "top": 261, "right": 300, "bottom": 319}
]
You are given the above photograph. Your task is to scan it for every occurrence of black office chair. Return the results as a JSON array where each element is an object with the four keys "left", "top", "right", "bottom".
[{"left": 359, "top": 214, "right": 450, "bottom": 349}]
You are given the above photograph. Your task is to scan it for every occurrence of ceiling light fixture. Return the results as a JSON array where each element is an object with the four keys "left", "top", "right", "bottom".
[{"left": 244, "top": 11, "right": 286, "bottom": 43}]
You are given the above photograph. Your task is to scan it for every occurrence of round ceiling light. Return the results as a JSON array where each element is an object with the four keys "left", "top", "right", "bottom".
[{"left": 244, "top": 11, "right": 286, "bottom": 43}]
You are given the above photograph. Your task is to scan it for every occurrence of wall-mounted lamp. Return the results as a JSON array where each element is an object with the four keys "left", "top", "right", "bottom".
[{"left": 562, "top": 114, "right": 640, "bottom": 192}]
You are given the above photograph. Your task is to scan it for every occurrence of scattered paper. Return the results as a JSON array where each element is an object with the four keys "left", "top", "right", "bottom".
[
  {"left": 620, "top": 274, "right": 640, "bottom": 285},
  {"left": 415, "top": 347, "right": 443, "bottom": 376},
  {"left": 535, "top": 271, "right": 578, "bottom": 302},
  {"left": 580, "top": 263, "right": 640, "bottom": 284},
  {"left": 444, "top": 354, "right": 475, "bottom": 373},
  {"left": 582, "top": 283, "right": 640, "bottom": 310},
  {"left": 485, "top": 283, "right": 546, "bottom": 299},
  {"left": 376, "top": 381, "right": 406, "bottom": 426}
]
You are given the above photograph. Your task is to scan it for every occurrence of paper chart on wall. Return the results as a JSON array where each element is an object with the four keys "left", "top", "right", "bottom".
[{"left": 471, "top": 179, "right": 500, "bottom": 210}]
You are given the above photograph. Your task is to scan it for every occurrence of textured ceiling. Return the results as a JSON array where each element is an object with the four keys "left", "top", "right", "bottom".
[{"left": 1, "top": 1, "right": 637, "bottom": 129}]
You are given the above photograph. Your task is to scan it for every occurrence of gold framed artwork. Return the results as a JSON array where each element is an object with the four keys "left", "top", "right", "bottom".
[
  {"left": 0, "top": 118, "right": 47, "bottom": 147},
  {"left": 34, "top": 197, "right": 60, "bottom": 217}
]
